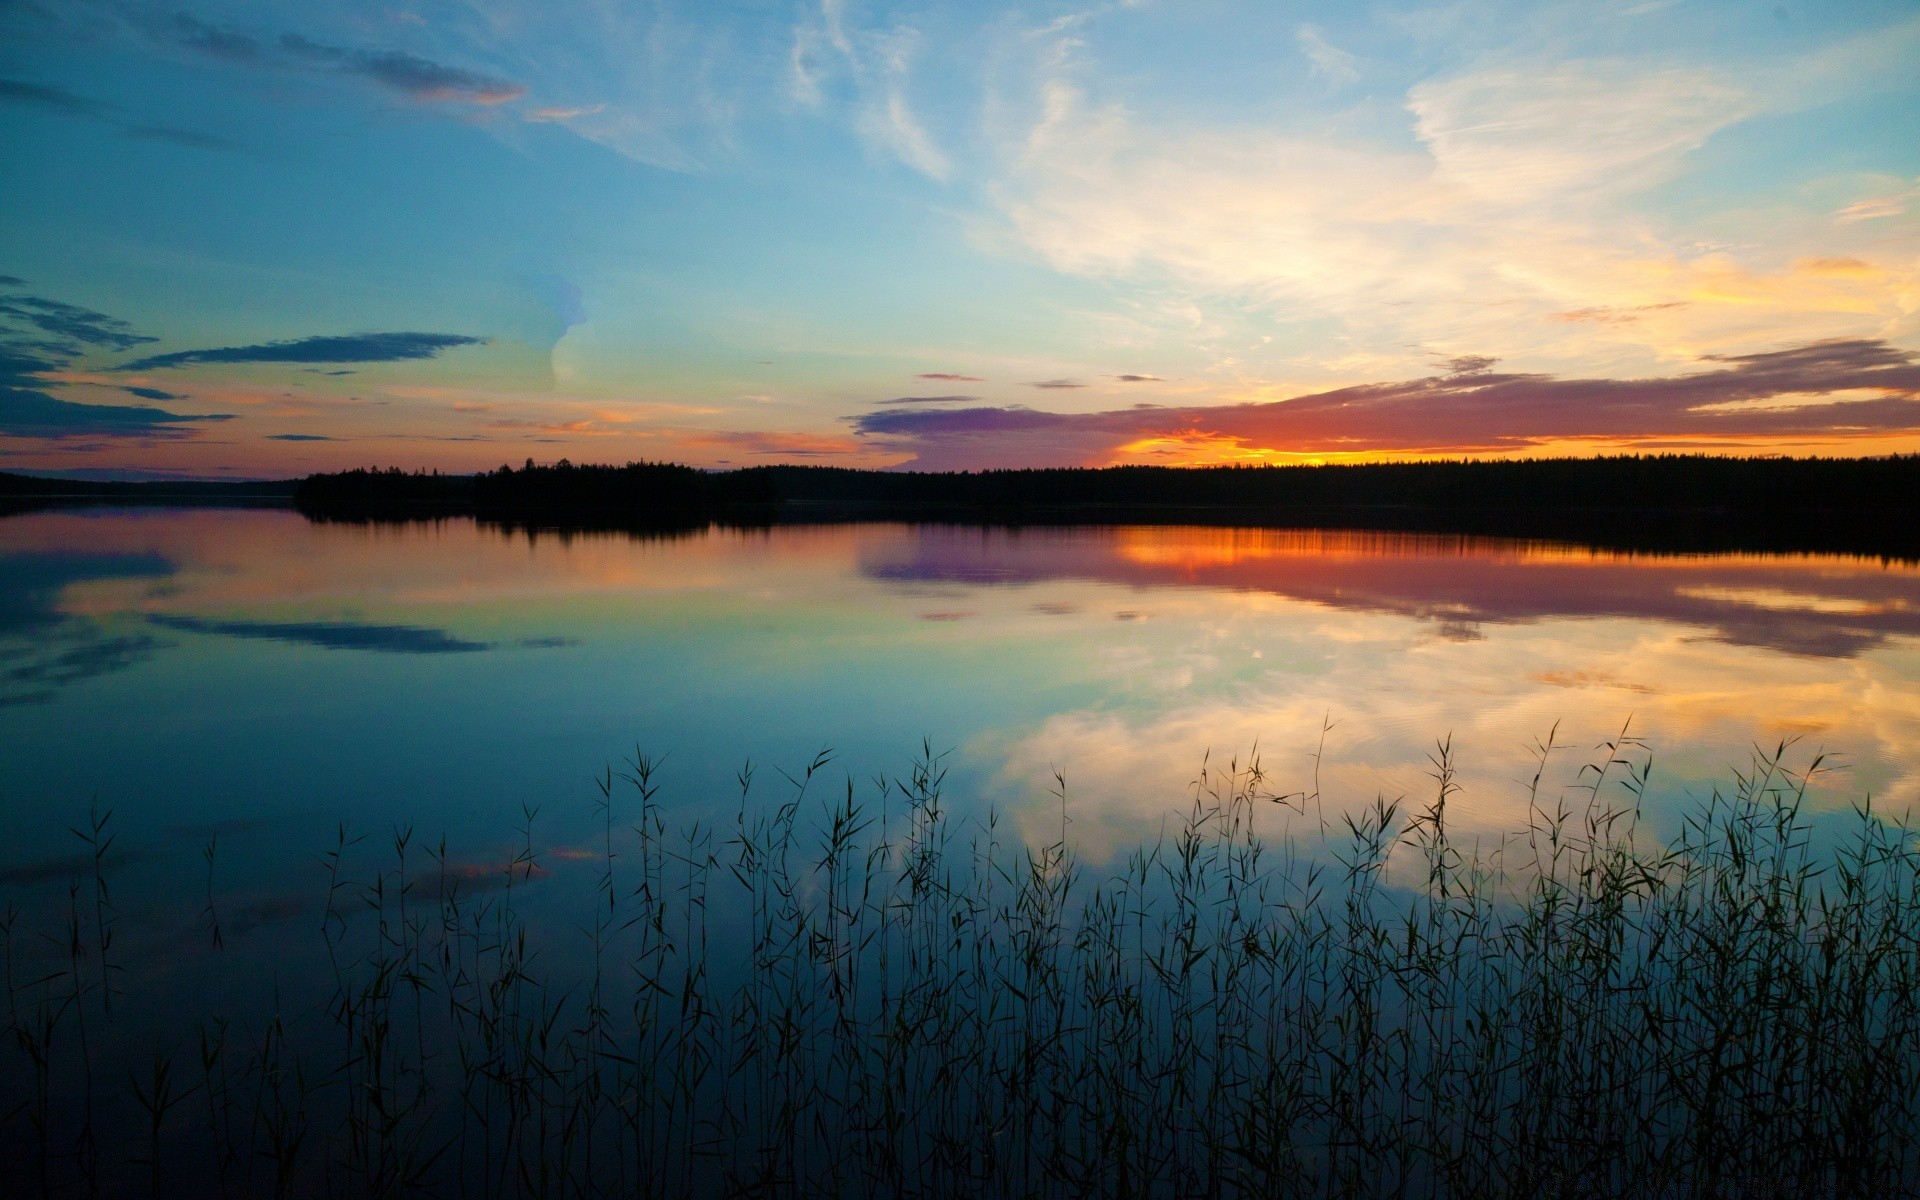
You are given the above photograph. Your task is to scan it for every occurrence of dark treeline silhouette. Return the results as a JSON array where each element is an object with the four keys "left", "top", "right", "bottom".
[
  {"left": 290, "top": 455, "right": 1920, "bottom": 513},
  {"left": 0, "top": 470, "right": 297, "bottom": 517},
  {"left": 282, "top": 455, "right": 1920, "bottom": 558},
  {"left": 10, "top": 457, "right": 1920, "bottom": 557},
  {"left": 746, "top": 455, "right": 1920, "bottom": 512}
]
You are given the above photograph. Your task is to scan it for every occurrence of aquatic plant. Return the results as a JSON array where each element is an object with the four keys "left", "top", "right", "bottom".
[{"left": 2, "top": 732, "right": 1917, "bottom": 1197}]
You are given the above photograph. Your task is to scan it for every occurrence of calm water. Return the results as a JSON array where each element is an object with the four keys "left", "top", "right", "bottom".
[{"left": 5, "top": 505, "right": 1920, "bottom": 895}]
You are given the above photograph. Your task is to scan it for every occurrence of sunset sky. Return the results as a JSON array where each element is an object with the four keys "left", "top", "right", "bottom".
[{"left": 2, "top": 0, "right": 1917, "bottom": 479}]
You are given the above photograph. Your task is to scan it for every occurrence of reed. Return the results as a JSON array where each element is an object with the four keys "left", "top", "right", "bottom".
[{"left": 2, "top": 732, "right": 1917, "bottom": 1198}]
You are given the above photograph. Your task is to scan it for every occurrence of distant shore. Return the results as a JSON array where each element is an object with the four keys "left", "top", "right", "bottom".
[{"left": 6, "top": 454, "right": 1920, "bottom": 559}]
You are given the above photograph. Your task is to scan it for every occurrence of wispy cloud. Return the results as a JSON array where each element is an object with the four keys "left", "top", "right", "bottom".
[
  {"left": 0, "top": 78, "right": 108, "bottom": 116},
  {"left": 991, "top": 53, "right": 1914, "bottom": 376},
  {"left": 854, "top": 339, "right": 1920, "bottom": 468},
  {"left": 803, "top": 2, "right": 952, "bottom": 180},
  {"left": 1029, "top": 378, "right": 1087, "bottom": 389},
  {"left": 119, "top": 332, "right": 488, "bottom": 371},
  {"left": 918, "top": 372, "right": 985, "bottom": 381},
  {"left": 155, "top": 15, "right": 524, "bottom": 106},
  {"left": 0, "top": 76, "right": 239, "bottom": 151},
  {"left": 278, "top": 34, "right": 525, "bottom": 105},
  {"left": 876, "top": 394, "right": 978, "bottom": 405},
  {"left": 1296, "top": 25, "right": 1358, "bottom": 85}
]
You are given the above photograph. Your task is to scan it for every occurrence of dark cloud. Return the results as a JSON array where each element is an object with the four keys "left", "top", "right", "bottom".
[
  {"left": 0, "top": 292, "right": 233, "bottom": 438},
  {"left": 854, "top": 339, "right": 1920, "bottom": 470},
  {"left": 0, "top": 386, "right": 234, "bottom": 438},
  {"left": 121, "top": 385, "right": 182, "bottom": 401},
  {"left": 1, "top": 77, "right": 237, "bottom": 152},
  {"left": 878, "top": 394, "right": 978, "bottom": 405},
  {"left": 152, "top": 15, "right": 525, "bottom": 104},
  {"left": 0, "top": 276, "right": 25, "bottom": 287},
  {"left": 1443, "top": 356, "right": 1497, "bottom": 376},
  {"left": 119, "top": 331, "right": 488, "bottom": 370},
  {"left": 1030, "top": 379, "right": 1088, "bottom": 389},
  {"left": 351, "top": 48, "right": 525, "bottom": 104},
  {"left": 148, "top": 614, "right": 492, "bottom": 654},
  {"left": 0, "top": 78, "right": 108, "bottom": 116},
  {"left": 0, "top": 293, "right": 155, "bottom": 352},
  {"left": 266, "top": 433, "right": 332, "bottom": 441},
  {"left": 918, "top": 372, "right": 985, "bottom": 382},
  {"left": 168, "top": 14, "right": 264, "bottom": 63},
  {"left": 1114, "top": 374, "right": 1162, "bottom": 382}
]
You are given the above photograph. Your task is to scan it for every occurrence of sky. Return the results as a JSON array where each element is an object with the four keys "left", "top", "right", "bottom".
[{"left": 1, "top": 0, "right": 1917, "bottom": 479}]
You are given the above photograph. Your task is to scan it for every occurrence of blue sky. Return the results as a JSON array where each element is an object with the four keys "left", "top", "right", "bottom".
[{"left": 1, "top": 0, "right": 1916, "bottom": 476}]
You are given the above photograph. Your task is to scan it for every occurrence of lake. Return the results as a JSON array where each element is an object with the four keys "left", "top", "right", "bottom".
[
  {"left": 6, "top": 506, "right": 1919, "bottom": 871},
  {"left": 8, "top": 505, "right": 1920, "bottom": 1196}
]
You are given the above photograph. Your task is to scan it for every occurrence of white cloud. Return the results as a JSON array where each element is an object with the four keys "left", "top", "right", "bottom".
[
  {"left": 811, "top": 1, "right": 953, "bottom": 181},
  {"left": 1406, "top": 60, "right": 1753, "bottom": 206},
  {"left": 1296, "top": 25, "right": 1358, "bottom": 86},
  {"left": 988, "top": 53, "right": 1918, "bottom": 377}
]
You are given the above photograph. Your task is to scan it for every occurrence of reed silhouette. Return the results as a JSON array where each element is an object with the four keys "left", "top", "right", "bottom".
[{"left": 2, "top": 733, "right": 1917, "bottom": 1197}]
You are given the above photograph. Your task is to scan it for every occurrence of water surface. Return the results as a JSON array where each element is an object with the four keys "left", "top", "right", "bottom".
[{"left": 4, "top": 507, "right": 1918, "bottom": 891}]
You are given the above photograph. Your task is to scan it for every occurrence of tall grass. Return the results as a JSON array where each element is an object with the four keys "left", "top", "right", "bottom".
[{"left": 3, "top": 732, "right": 1918, "bottom": 1197}]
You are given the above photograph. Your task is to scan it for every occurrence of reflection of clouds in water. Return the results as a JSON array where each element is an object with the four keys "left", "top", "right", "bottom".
[
  {"left": 978, "top": 611, "right": 1920, "bottom": 859},
  {"left": 149, "top": 613, "right": 493, "bottom": 654},
  {"left": 1, "top": 629, "right": 165, "bottom": 706},
  {"left": 863, "top": 527, "right": 1920, "bottom": 660},
  {"left": 0, "top": 549, "right": 176, "bottom": 704}
]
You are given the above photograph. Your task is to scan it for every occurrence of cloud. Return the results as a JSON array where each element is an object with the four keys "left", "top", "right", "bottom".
[
  {"left": 805, "top": 5, "right": 952, "bottom": 180},
  {"left": 0, "top": 385, "right": 235, "bottom": 438},
  {"left": 266, "top": 433, "right": 333, "bottom": 441},
  {"left": 524, "top": 104, "right": 606, "bottom": 123},
  {"left": 990, "top": 52, "right": 1911, "bottom": 375},
  {"left": 0, "top": 288, "right": 233, "bottom": 438},
  {"left": 685, "top": 429, "right": 866, "bottom": 457},
  {"left": 0, "top": 291, "right": 156, "bottom": 353},
  {"left": 1, "top": 77, "right": 237, "bottom": 151},
  {"left": 0, "top": 78, "right": 108, "bottom": 116},
  {"left": 1405, "top": 60, "right": 1753, "bottom": 206},
  {"left": 166, "top": 14, "right": 265, "bottom": 63},
  {"left": 1296, "top": 26, "right": 1358, "bottom": 85},
  {"left": 918, "top": 373, "right": 986, "bottom": 381},
  {"left": 121, "top": 386, "right": 182, "bottom": 401},
  {"left": 149, "top": 614, "right": 492, "bottom": 654},
  {"left": 279, "top": 34, "right": 526, "bottom": 105},
  {"left": 853, "top": 338, "right": 1920, "bottom": 468},
  {"left": 1114, "top": 374, "right": 1162, "bottom": 382},
  {"left": 1030, "top": 378, "right": 1087, "bottom": 389},
  {"left": 1837, "top": 183, "right": 1917, "bottom": 222},
  {"left": 155, "top": 15, "right": 523, "bottom": 106},
  {"left": 879, "top": 394, "right": 978, "bottom": 405},
  {"left": 119, "top": 331, "right": 487, "bottom": 371}
]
